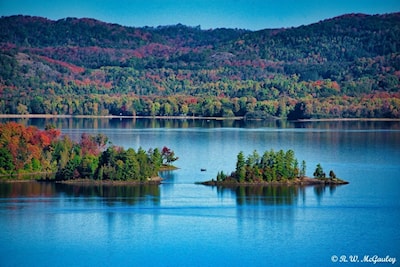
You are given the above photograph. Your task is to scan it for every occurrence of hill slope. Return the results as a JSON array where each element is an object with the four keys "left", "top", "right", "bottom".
[{"left": 1, "top": 13, "right": 399, "bottom": 118}]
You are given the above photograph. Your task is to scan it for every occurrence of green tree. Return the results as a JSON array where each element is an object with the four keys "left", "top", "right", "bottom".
[
  {"left": 235, "top": 151, "right": 246, "bottom": 182},
  {"left": 246, "top": 150, "right": 260, "bottom": 167},
  {"left": 0, "top": 147, "right": 14, "bottom": 173},
  {"left": 216, "top": 171, "right": 227, "bottom": 182},
  {"left": 150, "top": 148, "right": 162, "bottom": 170},
  {"left": 284, "top": 149, "right": 295, "bottom": 179},
  {"left": 79, "top": 154, "right": 99, "bottom": 179},
  {"left": 122, "top": 148, "right": 140, "bottom": 180},
  {"left": 275, "top": 149, "right": 286, "bottom": 179},
  {"left": 300, "top": 160, "right": 306, "bottom": 177},
  {"left": 313, "top": 163, "right": 326, "bottom": 178},
  {"left": 137, "top": 147, "right": 151, "bottom": 180}
]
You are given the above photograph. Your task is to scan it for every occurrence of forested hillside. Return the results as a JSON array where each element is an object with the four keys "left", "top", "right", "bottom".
[{"left": 1, "top": 13, "right": 399, "bottom": 119}]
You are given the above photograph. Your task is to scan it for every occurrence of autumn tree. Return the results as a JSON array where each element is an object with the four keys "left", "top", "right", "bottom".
[
  {"left": 0, "top": 122, "right": 60, "bottom": 174},
  {"left": 79, "top": 133, "right": 108, "bottom": 156},
  {"left": 0, "top": 122, "right": 178, "bottom": 181},
  {"left": 161, "top": 146, "right": 178, "bottom": 165}
]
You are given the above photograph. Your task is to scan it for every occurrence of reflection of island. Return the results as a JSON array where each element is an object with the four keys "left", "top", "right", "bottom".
[
  {"left": 214, "top": 184, "right": 342, "bottom": 206},
  {"left": 0, "top": 181, "right": 160, "bottom": 206},
  {"left": 201, "top": 149, "right": 349, "bottom": 187},
  {"left": 57, "top": 183, "right": 160, "bottom": 206},
  {"left": 231, "top": 185, "right": 303, "bottom": 206}
]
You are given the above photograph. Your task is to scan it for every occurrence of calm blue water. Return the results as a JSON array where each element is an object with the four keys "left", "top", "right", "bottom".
[{"left": 1, "top": 119, "right": 400, "bottom": 266}]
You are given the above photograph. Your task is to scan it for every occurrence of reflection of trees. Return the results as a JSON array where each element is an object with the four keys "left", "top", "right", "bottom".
[
  {"left": 0, "top": 181, "right": 57, "bottom": 198},
  {"left": 216, "top": 184, "right": 341, "bottom": 206},
  {"left": 216, "top": 185, "right": 305, "bottom": 206},
  {"left": 56, "top": 183, "right": 160, "bottom": 206},
  {"left": 0, "top": 181, "right": 160, "bottom": 206},
  {"left": 8, "top": 118, "right": 400, "bottom": 134},
  {"left": 294, "top": 120, "right": 400, "bottom": 131},
  {"left": 313, "top": 184, "right": 337, "bottom": 204},
  {"left": 9, "top": 117, "right": 301, "bottom": 132},
  {"left": 158, "top": 170, "right": 176, "bottom": 194}
]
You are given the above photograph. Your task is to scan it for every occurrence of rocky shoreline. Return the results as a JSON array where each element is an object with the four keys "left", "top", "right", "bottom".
[{"left": 200, "top": 176, "right": 349, "bottom": 187}]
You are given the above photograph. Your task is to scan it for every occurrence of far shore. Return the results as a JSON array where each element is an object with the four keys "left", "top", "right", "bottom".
[
  {"left": 1, "top": 114, "right": 399, "bottom": 122},
  {"left": 56, "top": 177, "right": 163, "bottom": 185},
  {"left": 0, "top": 114, "right": 244, "bottom": 120},
  {"left": 0, "top": 177, "right": 164, "bottom": 185},
  {"left": 199, "top": 176, "right": 349, "bottom": 187}
]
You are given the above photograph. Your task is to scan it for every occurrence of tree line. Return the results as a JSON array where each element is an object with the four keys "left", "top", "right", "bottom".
[
  {"left": 3, "top": 87, "right": 399, "bottom": 119},
  {"left": 0, "top": 122, "right": 178, "bottom": 181},
  {"left": 216, "top": 149, "right": 336, "bottom": 183}
]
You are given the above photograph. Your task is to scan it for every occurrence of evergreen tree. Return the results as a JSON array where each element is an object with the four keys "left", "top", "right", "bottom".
[
  {"left": 137, "top": 147, "right": 152, "bottom": 180},
  {"left": 284, "top": 149, "right": 295, "bottom": 179},
  {"left": 293, "top": 159, "right": 299, "bottom": 178},
  {"left": 0, "top": 147, "right": 14, "bottom": 173},
  {"left": 122, "top": 148, "right": 140, "bottom": 180},
  {"left": 150, "top": 148, "right": 162, "bottom": 170},
  {"left": 275, "top": 149, "right": 285, "bottom": 179},
  {"left": 235, "top": 151, "right": 246, "bottom": 182},
  {"left": 313, "top": 163, "right": 326, "bottom": 178},
  {"left": 300, "top": 160, "right": 306, "bottom": 178}
]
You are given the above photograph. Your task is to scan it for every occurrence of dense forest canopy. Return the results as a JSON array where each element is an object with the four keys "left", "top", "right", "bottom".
[
  {"left": 0, "top": 122, "right": 178, "bottom": 181},
  {"left": 213, "top": 149, "right": 343, "bottom": 185},
  {"left": 0, "top": 13, "right": 399, "bottom": 118}
]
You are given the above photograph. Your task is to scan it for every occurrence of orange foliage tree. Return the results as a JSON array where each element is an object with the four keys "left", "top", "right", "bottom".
[{"left": 0, "top": 122, "right": 60, "bottom": 174}]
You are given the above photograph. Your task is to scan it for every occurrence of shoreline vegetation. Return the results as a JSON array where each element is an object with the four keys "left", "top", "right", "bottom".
[
  {"left": 0, "top": 165, "right": 178, "bottom": 184},
  {"left": 1, "top": 122, "right": 349, "bottom": 187},
  {"left": 0, "top": 122, "right": 179, "bottom": 184},
  {"left": 200, "top": 149, "right": 349, "bottom": 187},
  {"left": 200, "top": 176, "right": 349, "bottom": 187},
  {"left": 1, "top": 114, "right": 400, "bottom": 122}
]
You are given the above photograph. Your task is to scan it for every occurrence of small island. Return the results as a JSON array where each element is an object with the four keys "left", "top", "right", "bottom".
[
  {"left": 200, "top": 149, "right": 348, "bottom": 186},
  {"left": 0, "top": 122, "right": 178, "bottom": 184}
]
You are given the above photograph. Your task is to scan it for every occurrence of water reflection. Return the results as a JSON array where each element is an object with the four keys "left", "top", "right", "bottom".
[
  {"left": 0, "top": 117, "right": 307, "bottom": 130},
  {"left": 0, "top": 181, "right": 57, "bottom": 198},
  {"left": 314, "top": 184, "right": 337, "bottom": 203},
  {"left": 0, "top": 181, "right": 160, "bottom": 206},
  {"left": 215, "top": 184, "right": 342, "bottom": 206},
  {"left": 293, "top": 120, "right": 400, "bottom": 131},
  {"left": 2, "top": 117, "right": 399, "bottom": 131}
]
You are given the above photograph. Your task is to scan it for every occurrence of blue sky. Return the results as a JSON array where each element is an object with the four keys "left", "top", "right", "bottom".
[{"left": 1, "top": 0, "right": 399, "bottom": 30}]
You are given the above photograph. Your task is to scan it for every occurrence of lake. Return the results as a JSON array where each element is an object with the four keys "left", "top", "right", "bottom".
[{"left": 1, "top": 118, "right": 400, "bottom": 266}]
